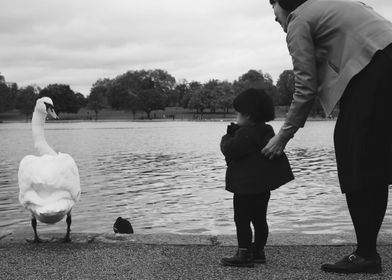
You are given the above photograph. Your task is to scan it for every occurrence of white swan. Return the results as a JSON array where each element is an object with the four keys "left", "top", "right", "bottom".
[{"left": 18, "top": 97, "right": 81, "bottom": 243}]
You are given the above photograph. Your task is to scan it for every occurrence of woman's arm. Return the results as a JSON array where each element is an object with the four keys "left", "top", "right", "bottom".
[
  {"left": 285, "top": 14, "right": 318, "bottom": 128},
  {"left": 263, "top": 15, "right": 318, "bottom": 159}
]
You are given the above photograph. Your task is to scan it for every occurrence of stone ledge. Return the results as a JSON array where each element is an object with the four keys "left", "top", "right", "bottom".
[{"left": 1, "top": 230, "right": 392, "bottom": 246}]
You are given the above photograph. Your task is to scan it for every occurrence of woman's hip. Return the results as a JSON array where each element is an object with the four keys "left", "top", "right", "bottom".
[{"left": 334, "top": 46, "right": 392, "bottom": 193}]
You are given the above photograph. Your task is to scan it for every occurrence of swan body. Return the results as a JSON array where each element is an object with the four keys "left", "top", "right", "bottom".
[
  {"left": 18, "top": 97, "right": 80, "bottom": 242},
  {"left": 18, "top": 153, "right": 80, "bottom": 223}
]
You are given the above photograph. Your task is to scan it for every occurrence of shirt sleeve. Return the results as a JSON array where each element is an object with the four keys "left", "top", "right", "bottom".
[
  {"left": 284, "top": 14, "right": 318, "bottom": 129},
  {"left": 279, "top": 123, "right": 299, "bottom": 140},
  {"left": 220, "top": 127, "right": 260, "bottom": 160}
]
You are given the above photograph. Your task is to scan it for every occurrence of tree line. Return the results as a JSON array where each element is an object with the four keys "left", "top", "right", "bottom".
[{"left": 0, "top": 69, "right": 324, "bottom": 120}]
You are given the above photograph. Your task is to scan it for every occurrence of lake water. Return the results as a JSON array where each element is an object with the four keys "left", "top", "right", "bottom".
[{"left": 1, "top": 121, "right": 391, "bottom": 235}]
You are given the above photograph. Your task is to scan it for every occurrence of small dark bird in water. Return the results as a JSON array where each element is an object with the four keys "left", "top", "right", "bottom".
[{"left": 113, "top": 217, "right": 134, "bottom": 234}]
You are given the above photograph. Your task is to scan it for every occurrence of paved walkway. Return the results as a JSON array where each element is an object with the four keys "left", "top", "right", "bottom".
[{"left": 1, "top": 232, "right": 392, "bottom": 280}]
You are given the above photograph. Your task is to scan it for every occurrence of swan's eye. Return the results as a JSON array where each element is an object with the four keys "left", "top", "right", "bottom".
[{"left": 44, "top": 102, "right": 54, "bottom": 111}]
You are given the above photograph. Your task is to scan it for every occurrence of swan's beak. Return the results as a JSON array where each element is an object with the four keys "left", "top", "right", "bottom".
[{"left": 47, "top": 108, "right": 59, "bottom": 119}]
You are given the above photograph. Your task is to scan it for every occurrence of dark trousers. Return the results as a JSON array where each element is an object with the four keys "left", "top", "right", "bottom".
[
  {"left": 346, "top": 187, "right": 389, "bottom": 258},
  {"left": 233, "top": 192, "right": 270, "bottom": 249}
]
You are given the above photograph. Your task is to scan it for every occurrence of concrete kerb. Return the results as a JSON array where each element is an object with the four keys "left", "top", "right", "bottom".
[{"left": 1, "top": 230, "right": 392, "bottom": 247}]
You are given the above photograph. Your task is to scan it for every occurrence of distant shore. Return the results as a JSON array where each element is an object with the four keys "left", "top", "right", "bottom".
[
  {"left": 0, "top": 117, "right": 334, "bottom": 124},
  {"left": 0, "top": 106, "right": 336, "bottom": 123}
]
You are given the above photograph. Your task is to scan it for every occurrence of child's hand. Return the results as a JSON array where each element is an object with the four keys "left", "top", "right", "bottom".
[{"left": 227, "top": 123, "right": 240, "bottom": 135}]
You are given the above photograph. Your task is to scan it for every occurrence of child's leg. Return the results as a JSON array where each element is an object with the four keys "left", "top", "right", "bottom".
[
  {"left": 234, "top": 193, "right": 253, "bottom": 249},
  {"left": 221, "top": 193, "right": 254, "bottom": 267},
  {"left": 252, "top": 192, "right": 271, "bottom": 250}
]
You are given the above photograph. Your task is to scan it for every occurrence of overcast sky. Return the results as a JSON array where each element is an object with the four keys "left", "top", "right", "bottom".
[{"left": 1, "top": 0, "right": 391, "bottom": 95}]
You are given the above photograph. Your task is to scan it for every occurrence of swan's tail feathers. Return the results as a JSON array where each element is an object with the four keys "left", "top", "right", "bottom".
[
  {"left": 22, "top": 196, "right": 74, "bottom": 224},
  {"left": 36, "top": 210, "right": 67, "bottom": 224},
  {"left": 35, "top": 201, "right": 72, "bottom": 224}
]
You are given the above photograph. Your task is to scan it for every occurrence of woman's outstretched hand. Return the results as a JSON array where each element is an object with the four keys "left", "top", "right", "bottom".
[{"left": 261, "top": 133, "right": 290, "bottom": 160}]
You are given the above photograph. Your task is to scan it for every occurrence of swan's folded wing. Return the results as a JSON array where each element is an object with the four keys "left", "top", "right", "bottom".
[
  {"left": 18, "top": 155, "right": 39, "bottom": 205},
  {"left": 56, "top": 153, "right": 81, "bottom": 202},
  {"left": 18, "top": 154, "right": 81, "bottom": 206}
]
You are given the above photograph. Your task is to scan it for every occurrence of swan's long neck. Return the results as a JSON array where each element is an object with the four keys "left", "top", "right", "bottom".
[{"left": 32, "top": 109, "right": 57, "bottom": 156}]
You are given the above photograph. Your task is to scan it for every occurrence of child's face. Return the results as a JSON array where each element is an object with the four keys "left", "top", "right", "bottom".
[{"left": 236, "top": 112, "right": 251, "bottom": 126}]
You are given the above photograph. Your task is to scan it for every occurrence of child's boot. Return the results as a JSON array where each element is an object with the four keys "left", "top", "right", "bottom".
[
  {"left": 221, "top": 248, "right": 254, "bottom": 267},
  {"left": 252, "top": 243, "right": 266, "bottom": 264}
]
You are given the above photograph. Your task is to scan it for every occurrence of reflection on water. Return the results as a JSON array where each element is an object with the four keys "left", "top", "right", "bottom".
[{"left": 0, "top": 121, "right": 391, "bottom": 235}]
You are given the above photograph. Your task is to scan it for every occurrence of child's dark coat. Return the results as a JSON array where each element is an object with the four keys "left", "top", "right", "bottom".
[{"left": 221, "top": 123, "right": 294, "bottom": 194}]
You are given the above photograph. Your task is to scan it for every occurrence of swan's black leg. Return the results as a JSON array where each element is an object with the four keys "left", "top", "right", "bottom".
[
  {"left": 26, "top": 216, "right": 43, "bottom": 243},
  {"left": 63, "top": 213, "right": 72, "bottom": 243}
]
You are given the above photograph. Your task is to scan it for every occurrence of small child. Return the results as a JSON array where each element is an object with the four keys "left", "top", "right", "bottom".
[{"left": 220, "top": 88, "right": 294, "bottom": 267}]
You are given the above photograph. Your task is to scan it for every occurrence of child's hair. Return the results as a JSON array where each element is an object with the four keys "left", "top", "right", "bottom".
[
  {"left": 269, "top": 0, "right": 308, "bottom": 12},
  {"left": 233, "top": 88, "right": 275, "bottom": 122}
]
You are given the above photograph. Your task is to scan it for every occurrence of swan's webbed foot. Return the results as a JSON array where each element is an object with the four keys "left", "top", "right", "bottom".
[
  {"left": 26, "top": 237, "right": 46, "bottom": 243},
  {"left": 63, "top": 213, "right": 72, "bottom": 243}
]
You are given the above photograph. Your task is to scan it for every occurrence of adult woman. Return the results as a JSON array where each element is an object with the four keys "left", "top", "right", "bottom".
[{"left": 262, "top": 0, "right": 392, "bottom": 274}]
